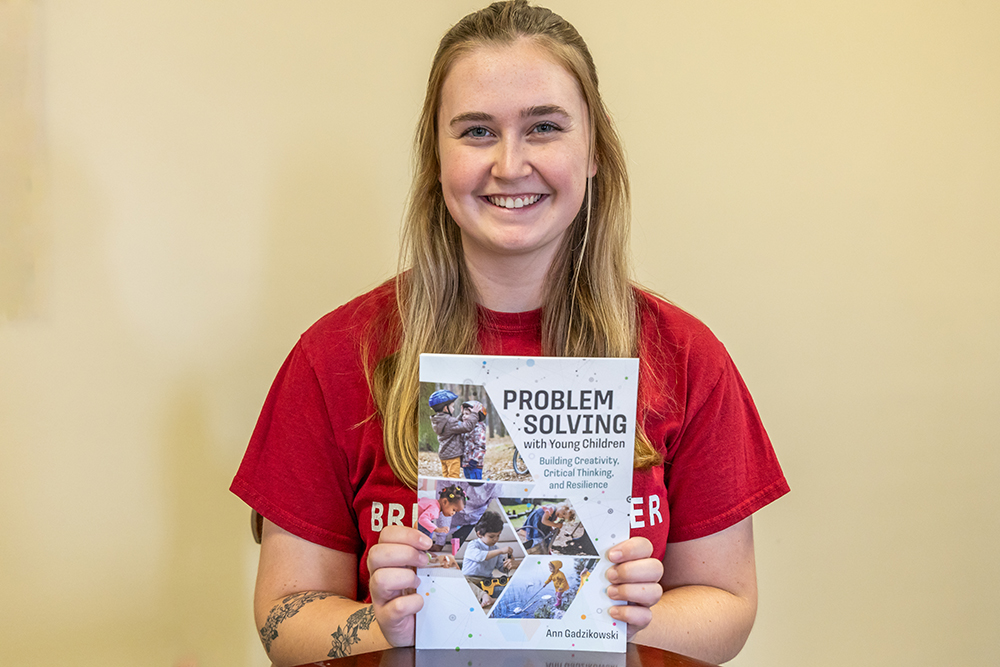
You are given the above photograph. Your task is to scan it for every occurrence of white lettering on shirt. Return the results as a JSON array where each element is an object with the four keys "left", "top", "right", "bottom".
[
  {"left": 387, "top": 503, "right": 405, "bottom": 527},
  {"left": 649, "top": 494, "right": 662, "bottom": 526},
  {"left": 630, "top": 496, "right": 645, "bottom": 529},
  {"left": 372, "top": 502, "right": 422, "bottom": 533},
  {"left": 371, "top": 502, "right": 384, "bottom": 532}
]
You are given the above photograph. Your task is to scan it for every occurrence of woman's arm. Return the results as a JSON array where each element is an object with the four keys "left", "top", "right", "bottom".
[
  {"left": 625, "top": 517, "right": 758, "bottom": 665},
  {"left": 254, "top": 520, "right": 428, "bottom": 666}
]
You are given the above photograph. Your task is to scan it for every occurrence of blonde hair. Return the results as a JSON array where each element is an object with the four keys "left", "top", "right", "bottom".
[
  {"left": 371, "top": 0, "right": 661, "bottom": 488},
  {"left": 555, "top": 504, "right": 576, "bottom": 523}
]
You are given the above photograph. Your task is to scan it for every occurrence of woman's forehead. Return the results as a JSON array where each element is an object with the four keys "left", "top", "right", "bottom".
[
  {"left": 439, "top": 39, "right": 586, "bottom": 118},
  {"left": 452, "top": 38, "right": 562, "bottom": 76}
]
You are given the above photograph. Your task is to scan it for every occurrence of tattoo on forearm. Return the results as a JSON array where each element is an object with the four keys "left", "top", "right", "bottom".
[
  {"left": 260, "top": 591, "right": 337, "bottom": 653},
  {"left": 327, "top": 604, "right": 375, "bottom": 658}
]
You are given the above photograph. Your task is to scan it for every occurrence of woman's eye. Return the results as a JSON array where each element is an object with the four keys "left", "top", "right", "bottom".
[
  {"left": 533, "top": 122, "right": 559, "bottom": 134},
  {"left": 464, "top": 126, "right": 492, "bottom": 138}
]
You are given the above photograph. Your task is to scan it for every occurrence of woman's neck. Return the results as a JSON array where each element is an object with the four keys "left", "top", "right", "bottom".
[{"left": 464, "top": 252, "right": 551, "bottom": 312}]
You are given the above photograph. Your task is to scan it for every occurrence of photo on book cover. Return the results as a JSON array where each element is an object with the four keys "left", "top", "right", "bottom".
[
  {"left": 419, "top": 381, "right": 533, "bottom": 482},
  {"left": 416, "top": 354, "right": 638, "bottom": 652}
]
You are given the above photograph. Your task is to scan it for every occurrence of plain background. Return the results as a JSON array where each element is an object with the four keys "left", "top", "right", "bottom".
[{"left": 1, "top": 1, "right": 997, "bottom": 665}]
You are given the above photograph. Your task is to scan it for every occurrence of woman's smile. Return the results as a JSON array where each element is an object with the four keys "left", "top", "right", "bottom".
[{"left": 484, "top": 194, "right": 545, "bottom": 209}]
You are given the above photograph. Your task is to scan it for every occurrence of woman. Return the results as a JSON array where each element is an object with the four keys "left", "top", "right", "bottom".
[{"left": 232, "top": 2, "right": 788, "bottom": 665}]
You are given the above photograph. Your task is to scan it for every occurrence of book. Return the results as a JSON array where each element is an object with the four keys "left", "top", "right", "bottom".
[{"left": 416, "top": 353, "right": 638, "bottom": 652}]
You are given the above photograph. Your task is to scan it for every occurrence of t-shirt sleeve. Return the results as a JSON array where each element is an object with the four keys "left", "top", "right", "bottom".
[
  {"left": 230, "top": 341, "right": 362, "bottom": 553},
  {"left": 665, "top": 353, "right": 789, "bottom": 542}
]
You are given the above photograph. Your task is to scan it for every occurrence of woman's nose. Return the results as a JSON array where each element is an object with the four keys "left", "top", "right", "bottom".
[{"left": 491, "top": 138, "right": 532, "bottom": 181}]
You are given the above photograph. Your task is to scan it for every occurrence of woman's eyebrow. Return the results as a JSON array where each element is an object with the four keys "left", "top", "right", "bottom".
[
  {"left": 449, "top": 111, "right": 494, "bottom": 126},
  {"left": 521, "top": 104, "right": 570, "bottom": 119},
  {"left": 448, "top": 105, "right": 571, "bottom": 127}
]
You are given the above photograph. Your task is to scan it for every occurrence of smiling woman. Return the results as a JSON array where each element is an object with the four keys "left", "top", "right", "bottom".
[
  {"left": 438, "top": 39, "right": 595, "bottom": 302},
  {"left": 230, "top": 2, "right": 788, "bottom": 666}
]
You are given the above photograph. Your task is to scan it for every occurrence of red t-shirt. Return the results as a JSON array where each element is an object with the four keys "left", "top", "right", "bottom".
[{"left": 231, "top": 282, "right": 789, "bottom": 602}]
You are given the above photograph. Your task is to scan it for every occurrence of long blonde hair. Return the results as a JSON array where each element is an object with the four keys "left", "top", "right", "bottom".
[{"left": 370, "top": 0, "right": 660, "bottom": 488}]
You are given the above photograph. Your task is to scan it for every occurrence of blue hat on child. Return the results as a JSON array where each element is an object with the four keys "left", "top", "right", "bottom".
[{"left": 428, "top": 390, "right": 458, "bottom": 409}]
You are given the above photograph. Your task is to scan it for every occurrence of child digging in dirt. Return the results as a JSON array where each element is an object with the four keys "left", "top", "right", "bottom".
[{"left": 518, "top": 503, "right": 575, "bottom": 554}]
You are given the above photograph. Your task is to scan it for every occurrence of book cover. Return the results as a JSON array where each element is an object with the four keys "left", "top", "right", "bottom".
[{"left": 415, "top": 354, "right": 638, "bottom": 652}]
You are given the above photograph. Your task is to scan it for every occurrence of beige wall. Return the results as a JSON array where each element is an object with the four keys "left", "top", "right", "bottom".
[{"left": 1, "top": 1, "right": 997, "bottom": 665}]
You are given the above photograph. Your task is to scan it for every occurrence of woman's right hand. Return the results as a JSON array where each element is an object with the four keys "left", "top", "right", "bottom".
[{"left": 366, "top": 525, "right": 432, "bottom": 647}]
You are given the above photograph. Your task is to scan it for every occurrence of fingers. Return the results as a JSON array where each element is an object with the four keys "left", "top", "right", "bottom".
[
  {"left": 606, "top": 536, "right": 654, "bottom": 563},
  {"left": 368, "top": 546, "right": 423, "bottom": 648},
  {"left": 367, "top": 527, "right": 432, "bottom": 572},
  {"left": 367, "top": 527, "right": 432, "bottom": 648},
  {"left": 607, "top": 602, "right": 653, "bottom": 637},
  {"left": 605, "top": 556, "right": 663, "bottom": 589},
  {"left": 605, "top": 561, "right": 663, "bottom": 608},
  {"left": 372, "top": 586, "right": 422, "bottom": 648},
  {"left": 605, "top": 536, "right": 663, "bottom": 604},
  {"left": 606, "top": 581, "right": 663, "bottom": 607},
  {"left": 369, "top": 564, "right": 421, "bottom": 605},
  {"left": 376, "top": 585, "right": 424, "bottom": 617},
  {"left": 380, "top": 525, "right": 433, "bottom": 549},
  {"left": 604, "top": 535, "right": 663, "bottom": 637}
]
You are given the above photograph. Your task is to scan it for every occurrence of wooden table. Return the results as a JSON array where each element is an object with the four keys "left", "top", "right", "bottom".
[{"left": 294, "top": 644, "right": 718, "bottom": 667}]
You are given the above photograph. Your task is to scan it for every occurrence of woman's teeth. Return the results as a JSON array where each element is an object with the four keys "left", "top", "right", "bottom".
[{"left": 487, "top": 194, "right": 541, "bottom": 209}]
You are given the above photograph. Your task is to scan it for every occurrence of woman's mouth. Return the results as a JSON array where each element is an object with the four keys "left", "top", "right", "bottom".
[{"left": 485, "top": 194, "right": 543, "bottom": 209}]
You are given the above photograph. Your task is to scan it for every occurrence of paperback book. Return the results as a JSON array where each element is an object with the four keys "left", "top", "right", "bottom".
[{"left": 415, "top": 353, "right": 638, "bottom": 652}]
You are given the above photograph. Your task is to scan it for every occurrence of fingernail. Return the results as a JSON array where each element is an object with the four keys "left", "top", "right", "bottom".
[
  {"left": 609, "top": 549, "right": 622, "bottom": 561},
  {"left": 607, "top": 585, "right": 619, "bottom": 599}
]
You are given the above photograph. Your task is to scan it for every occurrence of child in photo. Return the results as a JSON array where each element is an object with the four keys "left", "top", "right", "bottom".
[
  {"left": 417, "top": 485, "right": 466, "bottom": 538},
  {"left": 518, "top": 503, "right": 575, "bottom": 553},
  {"left": 461, "top": 511, "right": 516, "bottom": 577},
  {"left": 430, "top": 481, "right": 502, "bottom": 552},
  {"left": 460, "top": 400, "right": 488, "bottom": 479},
  {"left": 461, "top": 510, "right": 518, "bottom": 609},
  {"left": 544, "top": 560, "right": 570, "bottom": 609},
  {"left": 428, "top": 390, "right": 478, "bottom": 478}
]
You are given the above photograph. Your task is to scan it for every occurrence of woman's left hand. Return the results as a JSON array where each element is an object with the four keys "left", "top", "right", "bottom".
[{"left": 605, "top": 537, "right": 664, "bottom": 639}]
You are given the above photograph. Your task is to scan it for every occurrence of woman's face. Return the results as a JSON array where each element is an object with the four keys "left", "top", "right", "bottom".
[{"left": 437, "top": 39, "right": 594, "bottom": 271}]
